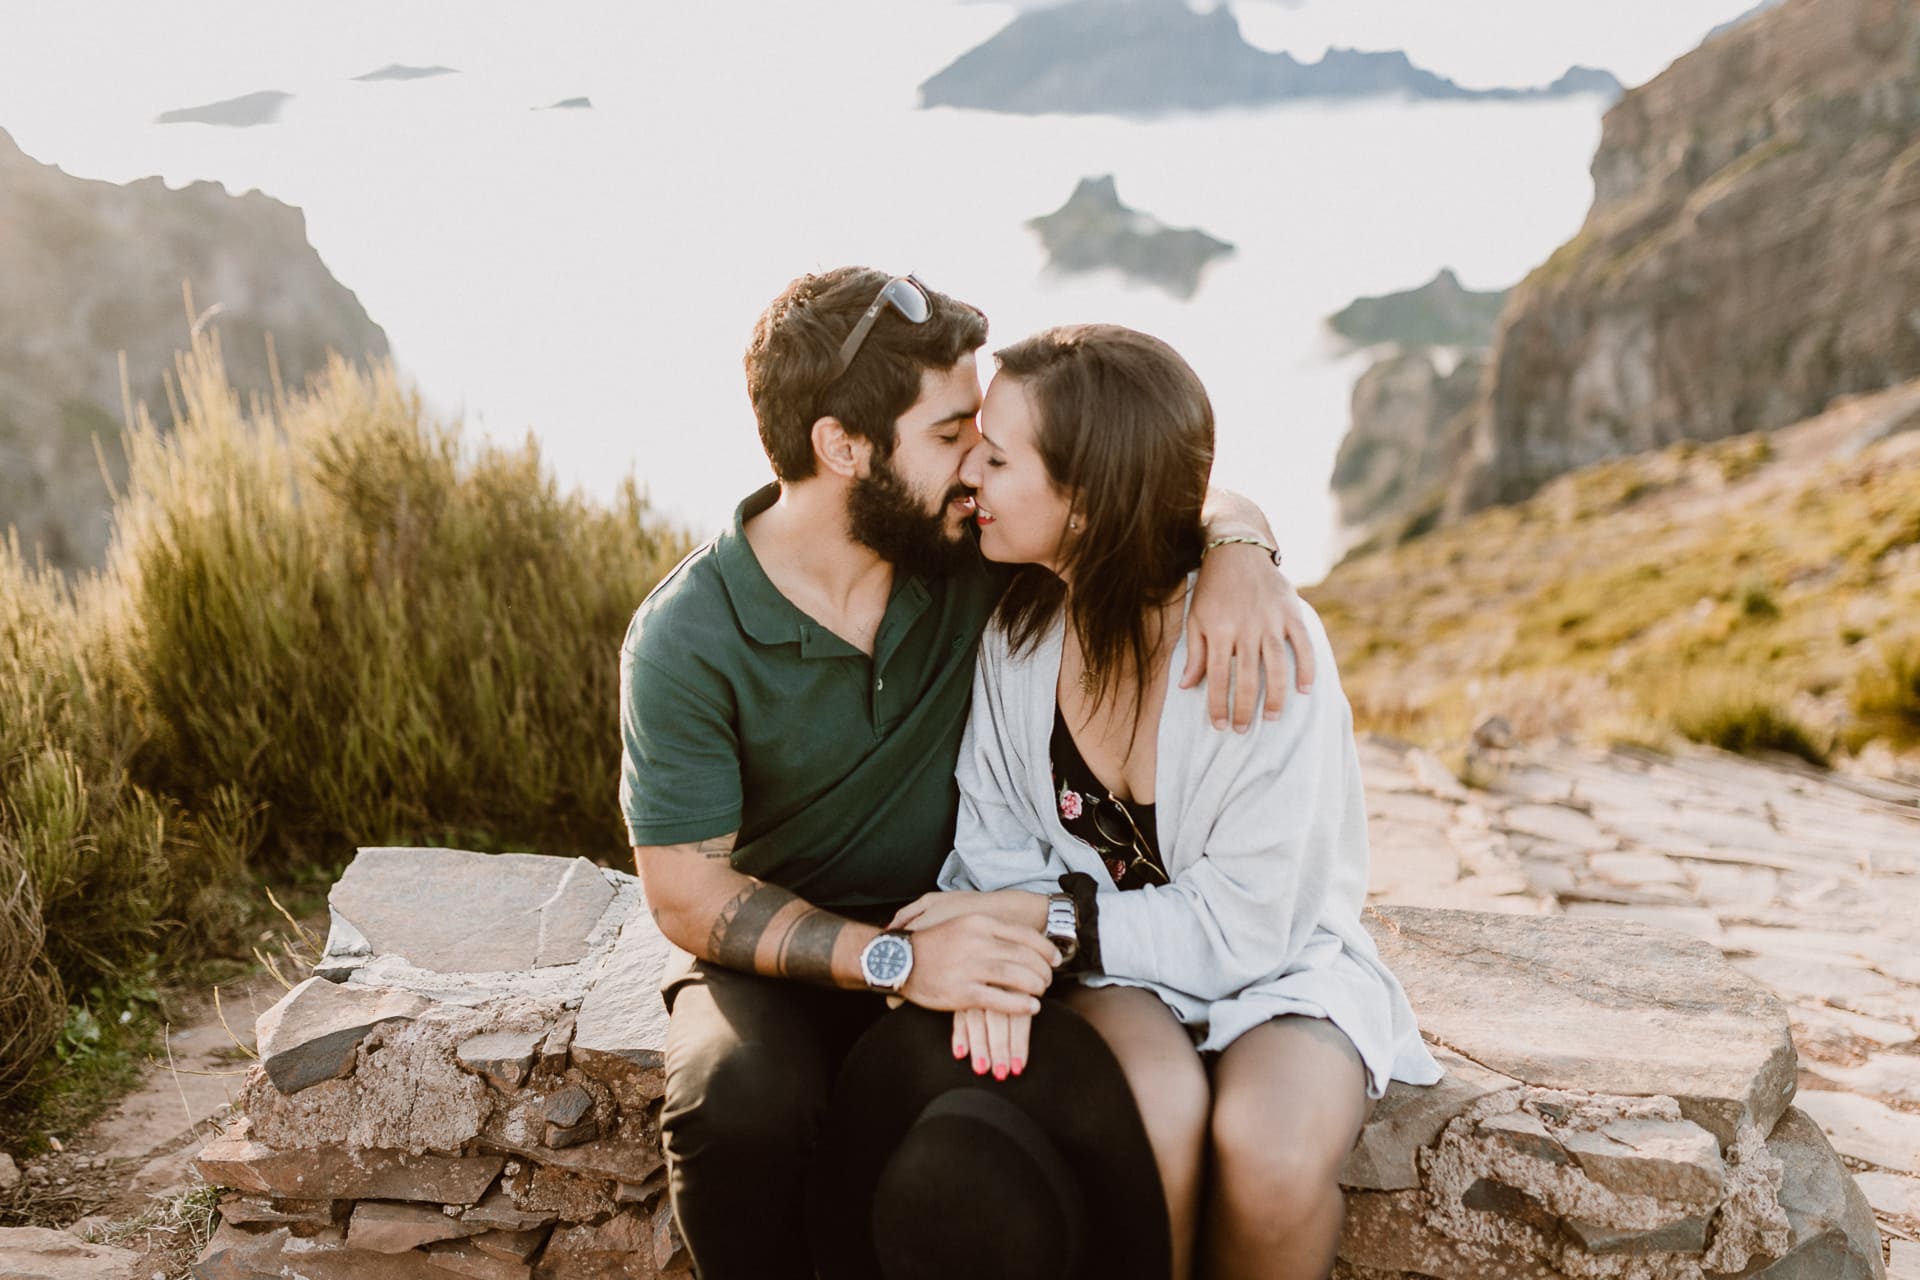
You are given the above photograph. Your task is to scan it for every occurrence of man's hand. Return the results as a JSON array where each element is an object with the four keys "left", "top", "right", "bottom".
[
  {"left": 901, "top": 914, "right": 1058, "bottom": 1017},
  {"left": 889, "top": 889, "right": 1047, "bottom": 934},
  {"left": 954, "top": 1006, "right": 1033, "bottom": 1081},
  {"left": 1183, "top": 548, "right": 1314, "bottom": 731}
]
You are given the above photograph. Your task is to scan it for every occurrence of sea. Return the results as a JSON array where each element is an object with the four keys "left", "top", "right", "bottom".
[{"left": 0, "top": 0, "right": 1749, "bottom": 581}]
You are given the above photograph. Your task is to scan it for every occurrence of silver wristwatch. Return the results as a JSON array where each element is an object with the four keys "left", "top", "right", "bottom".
[
  {"left": 859, "top": 929, "right": 914, "bottom": 994},
  {"left": 1044, "top": 893, "right": 1079, "bottom": 965}
]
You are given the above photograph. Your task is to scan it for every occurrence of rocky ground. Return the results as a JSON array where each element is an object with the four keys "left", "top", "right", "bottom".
[
  {"left": 1358, "top": 734, "right": 1920, "bottom": 1275},
  {"left": 3, "top": 737, "right": 1916, "bottom": 1278}
]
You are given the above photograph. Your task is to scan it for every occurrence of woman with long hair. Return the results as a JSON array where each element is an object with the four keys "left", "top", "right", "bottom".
[{"left": 889, "top": 325, "right": 1444, "bottom": 1279}]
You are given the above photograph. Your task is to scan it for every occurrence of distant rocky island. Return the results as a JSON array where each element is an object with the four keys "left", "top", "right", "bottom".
[
  {"left": 0, "top": 128, "right": 388, "bottom": 569},
  {"left": 353, "top": 64, "right": 459, "bottom": 82},
  {"left": 1330, "top": 0, "right": 1920, "bottom": 547},
  {"left": 155, "top": 90, "right": 292, "bottom": 127},
  {"left": 921, "top": 0, "right": 1621, "bottom": 115},
  {"left": 537, "top": 97, "right": 594, "bottom": 111},
  {"left": 1328, "top": 269, "right": 1509, "bottom": 350},
  {"left": 1028, "top": 175, "right": 1232, "bottom": 298}
]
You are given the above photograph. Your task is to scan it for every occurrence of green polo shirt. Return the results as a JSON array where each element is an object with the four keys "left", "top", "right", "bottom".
[{"left": 619, "top": 485, "right": 1005, "bottom": 911}]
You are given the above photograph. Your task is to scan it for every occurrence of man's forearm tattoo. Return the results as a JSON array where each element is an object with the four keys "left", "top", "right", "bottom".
[
  {"left": 707, "top": 883, "right": 792, "bottom": 970},
  {"left": 773, "top": 908, "right": 846, "bottom": 986}
]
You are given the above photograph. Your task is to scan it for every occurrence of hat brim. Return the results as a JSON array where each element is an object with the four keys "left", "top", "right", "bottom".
[{"left": 809, "top": 1000, "right": 1171, "bottom": 1280}]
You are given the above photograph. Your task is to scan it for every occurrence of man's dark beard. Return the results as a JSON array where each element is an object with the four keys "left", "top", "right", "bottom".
[{"left": 847, "top": 455, "right": 978, "bottom": 580}]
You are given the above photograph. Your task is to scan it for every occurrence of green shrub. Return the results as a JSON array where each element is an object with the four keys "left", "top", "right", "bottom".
[
  {"left": 0, "top": 328, "right": 690, "bottom": 1115},
  {"left": 1668, "top": 684, "right": 1829, "bottom": 765},
  {"left": 1850, "top": 638, "right": 1920, "bottom": 746},
  {"left": 1738, "top": 581, "right": 1780, "bottom": 619},
  {"left": 111, "top": 335, "right": 691, "bottom": 861}
]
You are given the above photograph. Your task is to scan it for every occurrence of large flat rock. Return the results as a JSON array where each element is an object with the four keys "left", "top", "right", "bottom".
[
  {"left": 571, "top": 912, "right": 672, "bottom": 1097},
  {"left": 1741, "top": 1107, "right": 1886, "bottom": 1280},
  {"left": 256, "top": 976, "right": 428, "bottom": 1094},
  {"left": 1364, "top": 906, "right": 1797, "bottom": 1144},
  {"left": 196, "top": 1129, "right": 504, "bottom": 1204},
  {"left": 0, "top": 1227, "right": 143, "bottom": 1279},
  {"left": 328, "top": 848, "right": 617, "bottom": 974}
]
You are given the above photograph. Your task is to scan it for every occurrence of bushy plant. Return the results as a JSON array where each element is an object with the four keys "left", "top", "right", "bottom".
[
  {"left": 0, "top": 327, "right": 690, "bottom": 1108},
  {"left": 1667, "top": 682, "right": 1829, "bottom": 766},
  {"left": 1850, "top": 636, "right": 1920, "bottom": 746},
  {"left": 111, "top": 333, "right": 691, "bottom": 862}
]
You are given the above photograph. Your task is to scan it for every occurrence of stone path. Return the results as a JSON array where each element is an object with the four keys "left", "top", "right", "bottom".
[
  {"left": 11, "top": 737, "right": 1917, "bottom": 1277},
  {"left": 1357, "top": 735, "right": 1920, "bottom": 1273}
]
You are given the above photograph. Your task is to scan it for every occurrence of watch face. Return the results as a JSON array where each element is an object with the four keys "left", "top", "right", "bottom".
[{"left": 865, "top": 935, "right": 911, "bottom": 987}]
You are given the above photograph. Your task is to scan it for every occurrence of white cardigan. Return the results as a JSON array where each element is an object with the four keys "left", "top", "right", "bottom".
[{"left": 937, "top": 593, "right": 1443, "bottom": 1099}]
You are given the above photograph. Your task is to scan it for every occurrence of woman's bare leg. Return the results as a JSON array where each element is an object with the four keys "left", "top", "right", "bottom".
[
  {"left": 1201, "top": 1016, "right": 1371, "bottom": 1280},
  {"left": 1063, "top": 985, "right": 1210, "bottom": 1280}
]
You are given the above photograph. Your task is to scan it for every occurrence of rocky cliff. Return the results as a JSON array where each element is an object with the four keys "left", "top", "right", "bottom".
[
  {"left": 920, "top": 0, "right": 1620, "bottom": 115},
  {"left": 0, "top": 127, "right": 388, "bottom": 568},
  {"left": 1451, "top": 0, "right": 1920, "bottom": 515},
  {"left": 1330, "top": 350, "right": 1484, "bottom": 552}
]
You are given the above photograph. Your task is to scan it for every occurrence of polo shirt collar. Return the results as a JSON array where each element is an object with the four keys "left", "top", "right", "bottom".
[{"left": 715, "top": 484, "right": 933, "bottom": 653}]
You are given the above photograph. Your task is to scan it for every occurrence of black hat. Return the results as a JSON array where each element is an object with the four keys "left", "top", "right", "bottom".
[{"left": 809, "top": 1001, "right": 1171, "bottom": 1280}]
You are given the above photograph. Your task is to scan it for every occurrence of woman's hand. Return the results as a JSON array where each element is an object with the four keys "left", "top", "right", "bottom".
[
  {"left": 954, "top": 1006, "right": 1033, "bottom": 1081},
  {"left": 890, "top": 889, "right": 1048, "bottom": 935},
  {"left": 1183, "top": 547, "right": 1314, "bottom": 731}
]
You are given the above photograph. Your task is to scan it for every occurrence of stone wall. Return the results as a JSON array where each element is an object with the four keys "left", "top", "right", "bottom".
[{"left": 195, "top": 848, "right": 1886, "bottom": 1278}]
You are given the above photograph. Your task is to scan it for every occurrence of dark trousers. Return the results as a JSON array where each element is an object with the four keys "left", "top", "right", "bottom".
[{"left": 659, "top": 953, "right": 889, "bottom": 1280}]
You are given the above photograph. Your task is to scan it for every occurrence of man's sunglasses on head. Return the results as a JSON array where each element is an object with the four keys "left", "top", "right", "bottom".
[{"left": 827, "top": 274, "right": 931, "bottom": 382}]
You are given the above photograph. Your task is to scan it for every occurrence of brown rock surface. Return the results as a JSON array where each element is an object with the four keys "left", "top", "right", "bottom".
[
  {"left": 1341, "top": 1048, "right": 1520, "bottom": 1191},
  {"left": 1450, "top": 0, "right": 1920, "bottom": 516},
  {"left": 1748, "top": 1107, "right": 1887, "bottom": 1280},
  {"left": 255, "top": 977, "right": 428, "bottom": 1094},
  {"left": 347, "top": 1200, "right": 483, "bottom": 1253},
  {"left": 329, "top": 848, "right": 615, "bottom": 974},
  {"left": 457, "top": 1030, "right": 542, "bottom": 1090},
  {"left": 1560, "top": 1117, "right": 1725, "bottom": 1201},
  {"left": 195, "top": 1129, "right": 503, "bottom": 1203},
  {"left": 570, "top": 912, "right": 672, "bottom": 1097},
  {"left": 0, "top": 1226, "right": 144, "bottom": 1278},
  {"left": 0, "top": 127, "right": 388, "bottom": 571},
  {"left": 1365, "top": 906, "right": 1798, "bottom": 1144},
  {"left": 193, "top": 1224, "right": 449, "bottom": 1279}
]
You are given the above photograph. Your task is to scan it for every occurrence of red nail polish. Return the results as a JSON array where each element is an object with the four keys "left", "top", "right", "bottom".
[
  {"left": 953, "top": 1042, "right": 967, "bottom": 1059},
  {"left": 974, "top": 1057, "right": 988, "bottom": 1074},
  {"left": 1011, "top": 1058, "right": 1025, "bottom": 1076}
]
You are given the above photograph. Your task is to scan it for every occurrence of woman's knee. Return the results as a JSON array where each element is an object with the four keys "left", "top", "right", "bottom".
[
  {"left": 1206, "top": 1024, "right": 1368, "bottom": 1223},
  {"left": 1129, "top": 1043, "right": 1211, "bottom": 1157}
]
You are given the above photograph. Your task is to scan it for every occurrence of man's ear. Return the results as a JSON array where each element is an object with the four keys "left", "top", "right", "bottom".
[{"left": 811, "top": 416, "right": 872, "bottom": 480}]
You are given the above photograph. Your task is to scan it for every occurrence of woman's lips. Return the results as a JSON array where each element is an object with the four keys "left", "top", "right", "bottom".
[{"left": 975, "top": 503, "right": 995, "bottom": 527}]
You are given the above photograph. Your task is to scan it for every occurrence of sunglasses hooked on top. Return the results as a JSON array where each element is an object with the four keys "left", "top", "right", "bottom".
[
  {"left": 1089, "top": 793, "right": 1169, "bottom": 887},
  {"left": 826, "top": 274, "right": 931, "bottom": 383}
]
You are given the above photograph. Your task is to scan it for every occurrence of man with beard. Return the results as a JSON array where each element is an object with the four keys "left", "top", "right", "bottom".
[{"left": 620, "top": 268, "right": 1308, "bottom": 1278}]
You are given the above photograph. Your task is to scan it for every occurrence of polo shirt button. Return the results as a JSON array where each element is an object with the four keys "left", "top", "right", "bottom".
[{"left": 875, "top": 677, "right": 885, "bottom": 692}]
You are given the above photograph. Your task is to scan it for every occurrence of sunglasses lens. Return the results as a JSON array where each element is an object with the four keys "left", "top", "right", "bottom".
[{"left": 883, "top": 277, "right": 931, "bottom": 323}]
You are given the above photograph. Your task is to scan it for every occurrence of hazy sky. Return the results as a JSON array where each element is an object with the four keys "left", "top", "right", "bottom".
[{"left": 0, "top": 0, "right": 1762, "bottom": 134}]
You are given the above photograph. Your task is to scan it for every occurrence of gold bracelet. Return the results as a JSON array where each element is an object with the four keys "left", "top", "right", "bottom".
[{"left": 1203, "top": 534, "right": 1282, "bottom": 567}]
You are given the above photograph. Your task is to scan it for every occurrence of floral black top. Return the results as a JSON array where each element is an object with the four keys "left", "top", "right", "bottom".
[{"left": 1049, "top": 704, "right": 1168, "bottom": 890}]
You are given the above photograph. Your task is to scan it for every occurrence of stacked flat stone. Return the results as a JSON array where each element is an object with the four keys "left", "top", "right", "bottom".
[
  {"left": 193, "top": 847, "right": 684, "bottom": 1279},
  {"left": 1337, "top": 907, "right": 1884, "bottom": 1280},
  {"left": 194, "top": 850, "right": 1886, "bottom": 1279}
]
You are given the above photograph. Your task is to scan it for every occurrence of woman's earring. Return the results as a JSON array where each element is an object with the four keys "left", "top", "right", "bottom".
[{"left": 1069, "top": 517, "right": 1081, "bottom": 532}]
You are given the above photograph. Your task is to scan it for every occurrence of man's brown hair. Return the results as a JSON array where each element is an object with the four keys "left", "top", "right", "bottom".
[{"left": 744, "top": 268, "right": 988, "bottom": 481}]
